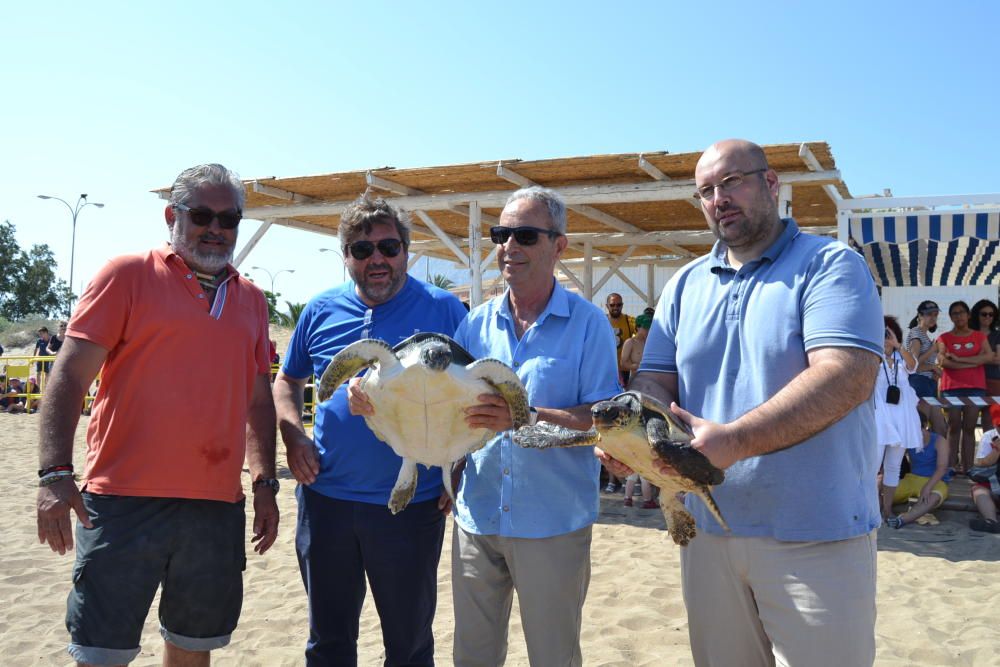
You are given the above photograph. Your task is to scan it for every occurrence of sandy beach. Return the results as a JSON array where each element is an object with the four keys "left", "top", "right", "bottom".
[{"left": 4, "top": 410, "right": 1000, "bottom": 666}]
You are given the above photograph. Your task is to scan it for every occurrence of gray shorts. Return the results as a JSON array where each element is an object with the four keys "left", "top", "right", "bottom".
[{"left": 66, "top": 494, "right": 246, "bottom": 666}]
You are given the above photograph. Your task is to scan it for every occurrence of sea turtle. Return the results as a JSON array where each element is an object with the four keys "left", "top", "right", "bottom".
[
  {"left": 513, "top": 391, "right": 728, "bottom": 546},
  {"left": 318, "top": 332, "right": 530, "bottom": 514}
]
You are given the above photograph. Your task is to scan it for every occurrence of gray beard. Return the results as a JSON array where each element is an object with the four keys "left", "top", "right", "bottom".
[{"left": 170, "top": 226, "right": 234, "bottom": 274}]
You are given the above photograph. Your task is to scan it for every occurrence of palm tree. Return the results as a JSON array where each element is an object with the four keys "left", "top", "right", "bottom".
[
  {"left": 278, "top": 301, "right": 306, "bottom": 328},
  {"left": 430, "top": 274, "right": 456, "bottom": 290}
]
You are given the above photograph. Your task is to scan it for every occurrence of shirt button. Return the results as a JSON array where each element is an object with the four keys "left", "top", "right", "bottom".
[
  {"left": 513, "top": 362, "right": 520, "bottom": 368},
  {"left": 186, "top": 274, "right": 192, "bottom": 279},
  {"left": 198, "top": 294, "right": 205, "bottom": 299},
  {"left": 503, "top": 468, "right": 510, "bottom": 475},
  {"left": 502, "top": 505, "right": 509, "bottom": 512}
]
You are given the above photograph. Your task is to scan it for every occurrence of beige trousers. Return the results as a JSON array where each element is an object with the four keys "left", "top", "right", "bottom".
[
  {"left": 451, "top": 524, "right": 592, "bottom": 667},
  {"left": 680, "top": 530, "right": 877, "bottom": 667}
]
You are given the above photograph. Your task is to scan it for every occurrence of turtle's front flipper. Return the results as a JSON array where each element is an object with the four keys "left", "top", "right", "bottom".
[
  {"left": 660, "top": 493, "right": 697, "bottom": 546},
  {"left": 512, "top": 422, "right": 599, "bottom": 449},
  {"left": 442, "top": 458, "right": 467, "bottom": 503},
  {"left": 388, "top": 458, "right": 419, "bottom": 514},
  {"left": 317, "top": 339, "right": 397, "bottom": 403},
  {"left": 468, "top": 359, "right": 531, "bottom": 428},
  {"left": 646, "top": 416, "right": 724, "bottom": 486}
]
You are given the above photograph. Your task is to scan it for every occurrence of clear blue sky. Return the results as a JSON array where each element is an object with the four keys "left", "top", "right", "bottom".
[{"left": 3, "top": 1, "right": 998, "bottom": 308}]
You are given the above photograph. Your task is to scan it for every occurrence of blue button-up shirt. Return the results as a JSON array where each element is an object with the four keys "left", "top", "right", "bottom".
[
  {"left": 640, "top": 219, "right": 884, "bottom": 541},
  {"left": 453, "top": 280, "right": 621, "bottom": 538}
]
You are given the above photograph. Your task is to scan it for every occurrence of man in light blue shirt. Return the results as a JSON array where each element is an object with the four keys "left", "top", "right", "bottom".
[
  {"left": 453, "top": 187, "right": 620, "bottom": 666},
  {"left": 622, "top": 139, "right": 883, "bottom": 667}
]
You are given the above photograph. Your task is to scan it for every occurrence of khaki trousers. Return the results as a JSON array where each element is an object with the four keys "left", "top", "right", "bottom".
[
  {"left": 452, "top": 524, "right": 592, "bottom": 667},
  {"left": 680, "top": 530, "right": 877, "bottom": 667}
]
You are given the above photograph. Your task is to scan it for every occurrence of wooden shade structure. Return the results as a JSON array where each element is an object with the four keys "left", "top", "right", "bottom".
[{"left": 156, "top": 142, "right": 849, "bottom": 306}]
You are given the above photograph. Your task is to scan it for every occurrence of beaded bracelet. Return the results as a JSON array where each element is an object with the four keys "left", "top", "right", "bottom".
[
  {"left": 38, "top": 463, "right": 74, "bottom": 478},
  {"left": 38, "top": 470, "right": 75, "bottom": 487}
]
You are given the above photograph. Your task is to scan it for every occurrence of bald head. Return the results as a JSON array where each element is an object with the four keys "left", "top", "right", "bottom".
[{"left": 697, "top": 139, "right": 768, "bottom": 176}]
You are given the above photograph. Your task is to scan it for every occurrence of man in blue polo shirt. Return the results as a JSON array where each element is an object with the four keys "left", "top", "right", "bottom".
[
  {"left": 626, "top": 139, "right": 883, "bottom": 666},
  {"left": 452, "top": 187, "right": 620, "bottom": 666},
  {"left": 274, "top": 195, "right": 468, "bottom": 666}
]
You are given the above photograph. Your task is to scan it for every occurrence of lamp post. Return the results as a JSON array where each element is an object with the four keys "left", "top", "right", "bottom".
[
  {"left": 250, "top": 266, "right": 295, "bottom": 294},
  {"left": 37, "top": 193, "right": 104, "bottom": 300},
  {"left": 319, "top": 247, "right": 347, "bottom": 281}
]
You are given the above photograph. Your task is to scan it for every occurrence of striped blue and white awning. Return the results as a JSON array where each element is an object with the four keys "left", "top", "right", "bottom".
[{"left": 848, "top": 211, "right": 1000, "bottom": 287}]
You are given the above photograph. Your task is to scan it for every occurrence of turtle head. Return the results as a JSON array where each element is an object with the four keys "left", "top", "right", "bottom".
[
  {"left": 591, "top": 394, "right": 641, "bottom": 432},
  {"left": 419, "top": 341, "right": 453, "bottom": 372}
]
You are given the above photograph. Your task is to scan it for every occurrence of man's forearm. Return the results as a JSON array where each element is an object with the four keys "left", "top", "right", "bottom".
[
  {"left": 245, "top": 378, "right": 277, "bottom": 481},
  {"left": 38, "top": 374, "right": 87, "bottom": 467},
  {"left": 729, "top": 348, "right": 879, "bottom": 460},
  {"left": 273, "top": 375, "right": 308, "bottom": 442}
]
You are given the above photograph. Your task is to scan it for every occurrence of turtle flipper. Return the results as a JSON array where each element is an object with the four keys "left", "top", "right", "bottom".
[
  {"left": 467, "top": 358, "right": 531, "bottom": 428},
  {"left": 317, "top": 339, "right": 397, "bottom": 403},
  {"left": 660, "top": 493, "right": 698, "bottom": 546},
  {"left": 646, "top": 417, "right": 724, "bottom": 487},
  {"left": 389, "top": 458, "right": 419, "bottom": 514},
  {"left": 512, "top": 422, "right": 599, "bottom": 449},
  {"left": 687, "top": 484, "right": 730, "bottom": 533}
]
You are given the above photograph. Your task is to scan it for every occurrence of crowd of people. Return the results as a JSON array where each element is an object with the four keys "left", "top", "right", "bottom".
[{"left": 25, "top": 142, "right": 1000, "bottom": 667}]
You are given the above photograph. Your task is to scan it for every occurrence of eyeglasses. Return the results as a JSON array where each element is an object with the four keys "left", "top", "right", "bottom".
[
  {"left": 344, "top": 238, "right": 403, "bottom": 260},
  {"left": 489, "top": 225, "right": 561, "bottom": 246},
  {"left": 982, "top": 312, "right": 996, "bottom": 318},
  {"left": 693, "top": 168, "right": 767, "bottom": 201},
  {"left": 172, "top": 203, "right": 242, "bottom": 229}
]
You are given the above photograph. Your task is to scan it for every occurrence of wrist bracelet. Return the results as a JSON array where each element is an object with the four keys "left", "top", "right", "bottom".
[
  {"left": 38, "top": 470, "right": 75, "bottom": 487},
  {"left": 38, "top": 463, "right": 74, "bottom": 478}
]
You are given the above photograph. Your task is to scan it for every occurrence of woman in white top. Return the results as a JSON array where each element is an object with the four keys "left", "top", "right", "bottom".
[{"left": 876, "top": 316, "right": 923, "bottom": 520}]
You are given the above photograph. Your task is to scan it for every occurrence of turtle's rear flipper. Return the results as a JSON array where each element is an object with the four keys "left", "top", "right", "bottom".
[
  {"left": 388, "top": 458, "right": 418, "bottom": 515},
  {"left": 444, "top": 457, "right": 467, "bottom": 503},
  {"left": 512, "top": 422, "right": 599, "bottom": 449},
  {"left": 660, "top": 493, "right": 698, "bottom": 546}
]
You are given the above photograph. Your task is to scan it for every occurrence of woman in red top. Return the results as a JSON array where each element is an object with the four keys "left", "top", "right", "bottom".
[{"left": 937, "top": 300, "right": 994, "bottom": 473}]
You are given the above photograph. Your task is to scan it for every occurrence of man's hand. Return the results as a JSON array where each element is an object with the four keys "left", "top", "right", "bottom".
[
  {"left": 646, "top": 403, "right": 737, "bottom": 477},
  {"left": 595, "top": 447, "right": 633, "bottom": 478},
  {"left": 251, "top": 489, "right": 279, "bottom": 555},
  {"left": 347, "top": 378, "right": 374, "bottom": 417},
  {"left": 285, "top": 431, "right": 321, "bottom": 485},
  {"left": 464, "top": 394, "right": 513, "bottom": 432},
  {"left": 37, "top": 478, "right": 92, "bottom": 555},
  {"left": 437, "top": 490, "right": 453, "bottom": 516}
]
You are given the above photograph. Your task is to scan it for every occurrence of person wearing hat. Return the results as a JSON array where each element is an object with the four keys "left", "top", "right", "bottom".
[
  {"left": 620, "top": 312, "right": 651, "bottom": 385},
  {"left": 905, "top": 300, "right": 946, "bottom": 436}
]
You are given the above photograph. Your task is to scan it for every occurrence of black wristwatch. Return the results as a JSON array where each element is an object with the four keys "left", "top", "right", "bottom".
[{"left": 252, "top": 478, "right": 280, "bottom": 494}]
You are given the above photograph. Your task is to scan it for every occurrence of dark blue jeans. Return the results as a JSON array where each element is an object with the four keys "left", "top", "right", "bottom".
[{"left": 295, "top": 485, "right": 444, "bottom": 667}]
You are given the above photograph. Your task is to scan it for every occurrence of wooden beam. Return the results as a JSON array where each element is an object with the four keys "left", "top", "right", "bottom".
[
  {"left": 243, "top": 170, "right": 841, "bottom": 219},
  {"left": 638, "top": 154, "right": 700, "bottom": 210},
  {"left": 469, "top": 202, "right": 483, "bottom": 307},
  {"left": 414, "top": 211, "right": 470, "bottom": 267},
  {"left": 593, "top": 246, "right": 636, "bottom": 293},
  {"left": 798, "top": 144, "right": 843, "bottom": 205},
  {"left": 252, "top": 181, "right": 317, "bottom": 203},
  {"left": 233, "top": 219, "right": 273, "bottom": 268},
  {"left": 556, "top": 260, "right": 585, "bottom": 293}
]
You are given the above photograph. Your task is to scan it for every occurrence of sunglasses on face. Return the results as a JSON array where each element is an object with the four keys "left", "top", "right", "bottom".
[
  {"left": 173, "top": 203, "right": 242, "bottom": 230},
  {"left": 489, "top": 225, "right": 561, "bottom": 246},
  {"left": 344, "top": 238, "right": 403, "bottom": 260},
  {"left": 981, "top": 311, "right": 996, "bottom": 318}
]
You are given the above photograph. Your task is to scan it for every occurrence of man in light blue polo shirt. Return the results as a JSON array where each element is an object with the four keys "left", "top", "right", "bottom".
[
  {"left": 453, "top": 186, "right": 620, "bottom": 666},
  {"left": 626, "top": 139, "right": 883, "bottom": 667}
]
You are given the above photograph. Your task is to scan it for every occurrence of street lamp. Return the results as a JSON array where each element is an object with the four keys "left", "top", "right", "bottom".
[
  {"left": 319, "top": 247, "right": 347, "bottom": 281},
  {"left": 250, "top": 266, "right": 295, "bottom": 294},
  {"left": 37, "top": 193, "right": 104, "bottom": 300}
]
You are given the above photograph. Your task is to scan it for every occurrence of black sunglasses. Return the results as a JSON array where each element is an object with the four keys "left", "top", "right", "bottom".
[
  {"left": 345, "top": 238, "right": 403, "bottom": 260},
  {"left": 173, "top": 203, "right": 242, "bottom": 230},
  {"left": 489, "top": 225, "right": 561, "bottom": 246}
]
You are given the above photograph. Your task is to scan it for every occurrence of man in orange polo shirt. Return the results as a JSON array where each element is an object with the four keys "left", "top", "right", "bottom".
[{"left": 36, "top": 163, "right": 279, "bottom": 667}]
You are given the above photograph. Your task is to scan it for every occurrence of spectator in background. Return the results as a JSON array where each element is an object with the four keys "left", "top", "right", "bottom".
[
  {"left": 937, "top": 300, "right": 994, "bottom": 474},
  {"left": 1, "top": 377, "right": 25, "bottom": 413},
  {"left": 620, "top": 313, "right": 651, "bottom": 385},
  {"left": 968, "top": 405, "right": 1000, "bottom": 533},
  {"left": 33, "top": 327, "right": 54, "bottom": 375},
  {"left": 874, "top": 316, "right": 923, "bottom": 520},
  {"left": 905, "top": 301, "right": 946, "bottom": 436},
  {"left": 970, "top": 299, "right": 1000, "bottom": 429},
  {"left": 886, "top": 412, "right": 951, "bottom": 529},
  {"left": 47, "top": 322, "right": 67, "bottom": 356},
  {"left": 606, "top": 293, "right": 636, "bottom": 386}
]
